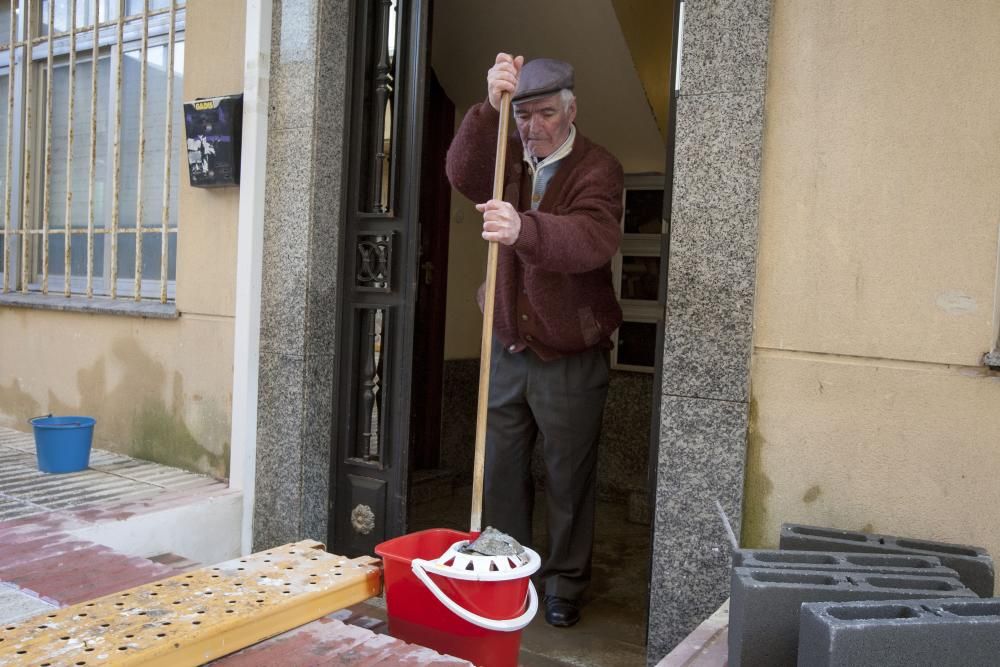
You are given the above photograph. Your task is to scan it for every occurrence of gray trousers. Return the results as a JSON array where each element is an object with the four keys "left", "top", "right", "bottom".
[{"left": 483, "top": 338, "right": 609, "bottom": 601}]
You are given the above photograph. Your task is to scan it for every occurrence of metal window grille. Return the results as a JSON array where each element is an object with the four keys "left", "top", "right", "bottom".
[{"left": 0, "top": 0, "right": 185, "bottom": 302}]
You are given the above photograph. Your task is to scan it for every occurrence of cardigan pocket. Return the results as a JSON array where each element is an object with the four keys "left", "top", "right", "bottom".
[{"left": 578, "top": 306, "right": 602, "bottom": 347}]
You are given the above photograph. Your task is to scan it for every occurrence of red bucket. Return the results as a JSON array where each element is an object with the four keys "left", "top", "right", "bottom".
[{"left": 375, "top": 528, "right": 540, "bottom": 666}]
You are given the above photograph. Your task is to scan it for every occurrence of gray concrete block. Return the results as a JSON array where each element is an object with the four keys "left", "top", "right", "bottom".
[
  {"left": 780, "top": 523, "right": 995, "bottom": 597},
  {"left": 728, "top": 567, "right": 976, "bottom": 667},
  {"left": 798, "top": 598, "right": 1000, "bottom": 667},
  {"left": 734, "top": 549, "right": 959, "bottom": 580}
]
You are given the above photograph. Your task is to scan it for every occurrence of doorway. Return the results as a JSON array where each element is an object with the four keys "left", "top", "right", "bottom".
[{"left": 402, "top": 0, "right": 677, "bottom": 663}]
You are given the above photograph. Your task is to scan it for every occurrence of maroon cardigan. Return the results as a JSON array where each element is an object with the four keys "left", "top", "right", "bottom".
[{"left": 446, "top": 101, "right": 624, "bottom": 360}]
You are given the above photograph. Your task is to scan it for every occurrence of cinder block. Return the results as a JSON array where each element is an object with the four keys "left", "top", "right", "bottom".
[
  {"left": 728, "top": 567, "right": 976, "bottom": 667},
  {"left": 780, "top": 523, "right": 995, "bottom": 597},
  {"left": 734, "top": 549, "right": 959, "bottom": 580},
  {"left": 798, "top": 598, "right": 1000, "bottom": 667}
]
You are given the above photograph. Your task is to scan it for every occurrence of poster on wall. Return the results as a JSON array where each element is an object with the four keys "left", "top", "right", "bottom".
[{"left": 183, "top": 94, "right": 243, "bottom": 187}]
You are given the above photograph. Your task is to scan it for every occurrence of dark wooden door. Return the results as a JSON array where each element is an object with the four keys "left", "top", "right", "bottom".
[
  {"left": 410, "top": 69, "right": 455, "bottom": 471},
  {"left": 331, "top": 0, "right": 430, "bottom": 556}
]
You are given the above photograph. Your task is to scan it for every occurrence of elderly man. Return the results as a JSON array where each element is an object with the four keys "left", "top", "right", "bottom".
[{"left": 446, "top": 54, "right": 623, "bottom": 627}]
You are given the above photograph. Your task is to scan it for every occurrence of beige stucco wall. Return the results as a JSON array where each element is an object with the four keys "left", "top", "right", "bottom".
[
  {"left": 749, "top": 0, "right": 1000, "bottom": 587},
  {"left": 0, "top": 0, "right": 245, "bottom": 478},
  {"left": 443, "top": 186, "right": 489, "bottom": 361}
]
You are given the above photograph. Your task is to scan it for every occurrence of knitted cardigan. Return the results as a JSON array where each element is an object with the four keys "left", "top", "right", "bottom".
[{"left": 446, "top": 100, "right": 624, "bottom": 360}]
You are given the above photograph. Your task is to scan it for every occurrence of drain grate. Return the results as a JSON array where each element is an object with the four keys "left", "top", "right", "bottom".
[{"left": 0, "top": 540, "right": 381, "bottom": 666}]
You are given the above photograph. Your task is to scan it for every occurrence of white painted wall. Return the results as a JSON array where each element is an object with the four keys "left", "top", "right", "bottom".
[{"left": 229, "top": 0, "right": 272, "bottom": 555}]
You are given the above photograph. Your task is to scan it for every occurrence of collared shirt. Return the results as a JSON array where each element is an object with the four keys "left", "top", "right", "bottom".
[{"left": 523, "top": 125, "right": 577, "bottom": 210}]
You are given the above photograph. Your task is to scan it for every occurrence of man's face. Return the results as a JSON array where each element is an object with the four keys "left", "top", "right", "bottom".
[{"left": 513, "top": 93, "right": 577, "bottom": 160}]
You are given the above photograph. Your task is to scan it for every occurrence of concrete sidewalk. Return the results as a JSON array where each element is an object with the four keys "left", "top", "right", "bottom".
[
  {"left": 0, "top": 427, "right": 469, "bottom": 665},
  {"left": 0, "top": 425, "right": 239, "bottom": 627},
  {"left": 0, "top": 426, "right": 241, "bottom": 565}
]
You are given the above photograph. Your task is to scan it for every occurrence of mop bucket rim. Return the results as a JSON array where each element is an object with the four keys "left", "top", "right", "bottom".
[
  {"left": 414, "top": 539, "right": 541, "bottom": 582},
  {"left": 411, "top": 557, "right": 539, "bottom": 633},
  {"left": 30, "top": 415, "right": 96, "bottom": 429},
  {"left": 374, "top": 526, "right": 469, "bottom": 556}
]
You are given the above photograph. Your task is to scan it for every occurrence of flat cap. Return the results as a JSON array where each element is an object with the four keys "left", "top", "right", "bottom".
[{"left": 513, "top": 58, "right": 574, "bottom": 103}]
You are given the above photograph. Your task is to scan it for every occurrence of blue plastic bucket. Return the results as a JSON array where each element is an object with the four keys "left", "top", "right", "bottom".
[{"left": 29, "top": 415, "right": 95, "bottom": 474}]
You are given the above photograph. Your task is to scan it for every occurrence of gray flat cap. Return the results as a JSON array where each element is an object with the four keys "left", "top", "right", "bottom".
[{"left": 513, "top": 58, "right": 574, "bottom": 103}]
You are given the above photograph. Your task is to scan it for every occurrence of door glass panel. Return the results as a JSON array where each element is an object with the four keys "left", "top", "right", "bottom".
[
  {"left": 356, "top": 307, "right": 386, "bottom": 462},
  {"left": 363, "top": 0, "right": 397, "bottom": 214},
  {"left": 623, "top": 189, "right": 663, "bottom": 235},
  {"left": 616, "top": 321, "right": 657, "bottom": 368},
  {"left": 620, "top": 255, "right": 660, "bottom": 301}
]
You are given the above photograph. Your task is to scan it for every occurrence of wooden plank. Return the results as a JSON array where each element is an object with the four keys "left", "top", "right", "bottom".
[{"left": 0, "top": 541, "right": 382, "bottom": 666}]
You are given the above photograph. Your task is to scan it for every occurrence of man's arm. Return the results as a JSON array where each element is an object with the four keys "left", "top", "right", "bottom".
[
  {"left": 513, "top": 153, "right": 624, "bottom": 274},
  {"left": 446, "top": 52, "right": 524, "bottom": 203},
  {"left": 445, "top": 101, "right": 503, "bottom": 204}
]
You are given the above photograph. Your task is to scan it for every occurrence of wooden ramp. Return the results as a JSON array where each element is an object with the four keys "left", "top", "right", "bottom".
[{"left": 0, "top": 540, "right": 381, "bottom": 666}]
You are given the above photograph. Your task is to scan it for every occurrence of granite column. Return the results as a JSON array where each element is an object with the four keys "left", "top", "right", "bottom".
[
  {"left": 647, "top": 0, "right": 772, "bottom": 660},
  {"left": 253, "top": 0, "right": 350, "bottom": 549}
]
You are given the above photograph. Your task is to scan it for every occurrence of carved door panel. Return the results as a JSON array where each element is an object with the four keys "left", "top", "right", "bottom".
[{"left": 331, "top": 0, "right": 429, "bottom": 556}]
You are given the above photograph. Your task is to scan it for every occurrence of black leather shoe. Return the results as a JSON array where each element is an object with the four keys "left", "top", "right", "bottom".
[{"left": 544, "top": 595, "right": 581, "bottom": 627}]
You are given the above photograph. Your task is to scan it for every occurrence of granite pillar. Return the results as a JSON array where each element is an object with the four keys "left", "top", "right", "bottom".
[
  {"left": 253, "top": 0, "right": 350, "bottom": 550},
  {"left": 647, "top": 0, "right": 772, "bottom": 661}
]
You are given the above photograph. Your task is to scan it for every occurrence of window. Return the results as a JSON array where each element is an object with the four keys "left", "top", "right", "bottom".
[
  {"left": 0, "top": 0, "right": 184, "bottom": 303},
  {"left": 611, "top": 173, "right": 664, "bottom": 372}
]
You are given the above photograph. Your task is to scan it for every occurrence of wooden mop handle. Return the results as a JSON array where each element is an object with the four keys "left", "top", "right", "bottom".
[{"left": 470, "top": 92, "right": 511, "bottom": 533}]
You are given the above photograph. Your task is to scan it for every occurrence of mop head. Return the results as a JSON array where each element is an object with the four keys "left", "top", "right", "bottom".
[{"left": 459, "top": 526, "right": 529, "bottom": 565}]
